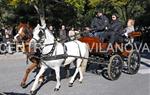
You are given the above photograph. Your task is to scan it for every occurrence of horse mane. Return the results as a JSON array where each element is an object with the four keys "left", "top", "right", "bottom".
[
  {"left": 18, "top": 23, "right": 33, "bottom": 32},
  {"left": 18, "top": 23, "right": 27, "bottom": 30}
]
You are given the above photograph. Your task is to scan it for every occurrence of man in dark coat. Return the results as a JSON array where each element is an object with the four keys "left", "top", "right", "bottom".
[
  {"left": 91, "top": 10, "right": 109, "bottom": 40},
  {"left": 104, "top": 14, "right": 123, "bottom": 44},
  {"left": 109, "top": 14, "right": 123, "bottom": 33}
]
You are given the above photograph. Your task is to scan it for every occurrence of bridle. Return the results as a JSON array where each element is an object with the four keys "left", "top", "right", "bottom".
[
  {"left": 22, "top": 27, "right": 33, "bottom": 41},
  {"left": 16, "top": 26, "right": 33, "bottom": 42},
  {"left": 32, "top": 27, "right": 57, "bottom": 56}
]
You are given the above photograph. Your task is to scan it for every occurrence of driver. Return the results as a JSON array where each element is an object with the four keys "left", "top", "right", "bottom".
[{"left": 90, "top": 10, "right": 109, "bottom": 41}]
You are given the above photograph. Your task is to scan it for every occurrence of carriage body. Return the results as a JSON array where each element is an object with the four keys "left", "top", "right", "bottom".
[{"left": 79, "top": 31, "right": 141, "bottom": 80}]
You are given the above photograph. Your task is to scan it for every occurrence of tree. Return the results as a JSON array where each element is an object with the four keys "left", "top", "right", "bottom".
[
  {"left": 8, "top": 0, "right": 64, "bottom": 25},
  {"left": 110, "top": 0, "right": 146, "bottom": 23},
  {"left": 1, "top": 0, "right": 149, "bottom": 28},
  {"left": 88, "top": 0, "right": 146, "bottom": 24},
  {"left": 7, "top": 0, "right": 77, "bottom": 28},
  {"left": 137, "top": 0, "right": 150, "bottom": 26},
  {"left": 0, "top": 0, "right": 16, "bottom": 26}
]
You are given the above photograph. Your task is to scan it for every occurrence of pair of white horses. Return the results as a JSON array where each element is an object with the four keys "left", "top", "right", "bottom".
[{"left": 16, "top": 24, "right": 89, "bottom": 94}]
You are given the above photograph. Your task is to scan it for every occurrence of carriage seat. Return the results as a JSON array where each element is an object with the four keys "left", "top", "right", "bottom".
[
  {"left": 123, "top": 31, "right": 141, "bottom": 43},
  {"left": 128, "top": 31, "right": 141, "bottom": 38}
]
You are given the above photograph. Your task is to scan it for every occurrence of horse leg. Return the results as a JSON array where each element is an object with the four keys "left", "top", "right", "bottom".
[
  {"left": 64, "top": 64, "right": 70, "bottom": 78},
  {"left": 30, "top": 65, "right": 46, "bottom": 94},
  {"left": 54, "top": 67, "right": 61, "bottom": 91},
  {"left": 68, "top": 59, "right": 82, "bottom": 87},
  {"left": 20, "top": 63, "right": 37, "bottom": 88},
  {"left": 68, "top": 68, "right": 79, "bottom": 87},
  {"left": 78, "top": 58, "right": 88, "bottom": 83},
  {"left": 78, "top": 66, "right": 83, "bottom": 83}
]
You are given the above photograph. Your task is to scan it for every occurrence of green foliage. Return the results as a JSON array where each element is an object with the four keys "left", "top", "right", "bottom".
[
  {"left": 0, "top": 0, "right": 16, "bottom": 26},
  {"left": 88, "top": 0, "right": 147, "bottom": 24},
  {"left": 0, "top": 0, "right": 149, "bottom": 28},
  {"left": 109, "top": 0, "right": 128, "bottom": 6},
  {"left": 64, "top": 0, "right": 86, "bottom": 13},
  {"left": 88, "top": 0, "right": 101, "bottom": 8},
  {"left": 9, "top": 0, "right": 31, "bottom": 6}
]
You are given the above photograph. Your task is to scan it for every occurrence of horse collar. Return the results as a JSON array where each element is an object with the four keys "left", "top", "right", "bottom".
[{"left": 41, "top": 41, "right": 57, "bottom": 57}]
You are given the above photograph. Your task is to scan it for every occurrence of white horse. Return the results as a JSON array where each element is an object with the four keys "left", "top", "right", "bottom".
[{"left": 30, "top": 24, "right": 89, "bottom": 94}]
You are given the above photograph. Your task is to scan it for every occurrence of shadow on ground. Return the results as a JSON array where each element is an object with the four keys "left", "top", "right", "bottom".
[{"left": 1, "top": 92, "right": 29, "bottom": 95}]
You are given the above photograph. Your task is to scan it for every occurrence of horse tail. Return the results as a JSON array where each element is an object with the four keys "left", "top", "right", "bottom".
[{"left": 80, "top": 43, "right": 89, "bottom": 73}]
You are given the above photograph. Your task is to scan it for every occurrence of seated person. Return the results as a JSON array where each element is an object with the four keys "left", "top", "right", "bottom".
[
  {"left": 123, "top": 19, "right": 135, "bottom": 43},
  {"left": 104, "top": 14, "right": 123, "bottom": 44},
  {"left": 82, "top": 27, "right": 93, "bottom": 37},
  {"left": 90, "top": 10, "right": 109, "bottom": 41}
]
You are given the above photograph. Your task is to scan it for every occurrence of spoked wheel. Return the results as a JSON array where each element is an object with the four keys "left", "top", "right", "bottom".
[
  {"left": 108, "top": 55, "right": 123, "bottom": 81},
  {"left": 127, "top": 50, "right": 140, "bottom": 75}
]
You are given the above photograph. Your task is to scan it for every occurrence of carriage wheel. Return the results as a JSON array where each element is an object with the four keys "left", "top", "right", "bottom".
[
  {"left": 108, "top": 55, "right": 123, "bottom": 81},
  {"left": 127, "top": 50, "right": 140, "bottom": 75}
]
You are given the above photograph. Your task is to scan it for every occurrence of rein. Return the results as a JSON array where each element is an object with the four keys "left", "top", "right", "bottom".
[
  {"left": 17, "top": 25, "right": 33, "bottom": 64},
  {"left": 32, "top": 27, "right": 57, "bottom": 60},
  {"left": 32, "top": 27, "right": 89, "bottom": 62},
  {"left": 41, "top": 41, "right": 57, "bottom": 57}
]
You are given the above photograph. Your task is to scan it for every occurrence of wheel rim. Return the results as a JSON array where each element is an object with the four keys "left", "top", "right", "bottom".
[
  {"left": 128, "top": 51, "right": 140, "bottom": 74},
  {"left": 108, "top": 55, "right": 123, "bottom": 80}
]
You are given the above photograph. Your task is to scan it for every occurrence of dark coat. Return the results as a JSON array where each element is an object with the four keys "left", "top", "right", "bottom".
[
  {"left": 59, "top": 29, "right": 67, "bottom": 42},
  {"left": 109, "top": 19, "right": 123, "bottom": 35},
  {"left": 91, "top": 15, "right": 109, "bottom": 32}
]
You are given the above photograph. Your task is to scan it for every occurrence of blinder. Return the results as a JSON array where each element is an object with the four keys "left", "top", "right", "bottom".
[{"left": 38, "top": 30, "right": 45, "bottom": 38}]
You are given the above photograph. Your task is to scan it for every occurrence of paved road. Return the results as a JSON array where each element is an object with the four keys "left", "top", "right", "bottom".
[{"left": 0, "top": 53, "right": 150, "bottom": 95}]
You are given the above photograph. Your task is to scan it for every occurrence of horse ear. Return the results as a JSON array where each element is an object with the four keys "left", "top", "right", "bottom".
[
  {"left": 42, "top": 24, "right": 46, "bottom": 29},
  {"left": 37, "top": 24, "right": 40, "bottom": 27}
]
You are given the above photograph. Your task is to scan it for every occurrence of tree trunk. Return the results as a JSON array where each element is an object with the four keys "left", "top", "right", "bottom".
[
  {"left": 33, "top": 4, "right": 46, "bottom": 26},
  {"left": 125, "top": 5, "right": 128, "bottom": 21}
]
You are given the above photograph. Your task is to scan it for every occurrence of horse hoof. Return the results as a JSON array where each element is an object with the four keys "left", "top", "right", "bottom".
[
  {"left": 38, "top": 78, "right": 45, "bottom": 84},
  {"left": 68, "top": 83, "right": 73, "bottom": 87},
  {"left": 30, "top": 91, "right": 36, "bottom": 95},
  {"left": 54, "top": 88, "right": 59, "bottom": 91},
  {"left": 79, "top": 81, "right": 82, "bottom": 84},
  {"left": 20, "top": 82, "right": 26, "bottom": 88},
  {"left": 54, "top": 85, "right": 61, "bottom": 91}
]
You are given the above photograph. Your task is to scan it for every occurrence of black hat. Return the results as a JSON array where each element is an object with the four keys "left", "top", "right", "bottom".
[
  {"left": 112, "top": 14, "right": 119, "bottom": 18},
  {"left": 95, "top": 10, "right": 103, "bottom": 15}
]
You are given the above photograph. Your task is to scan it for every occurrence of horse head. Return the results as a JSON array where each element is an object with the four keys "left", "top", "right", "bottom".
[
  {"left": 14, "top": 23, "right": 33, "bottom": 42},
  {"left": 31, "top": 24, "right": 55, "bottom": 45}
]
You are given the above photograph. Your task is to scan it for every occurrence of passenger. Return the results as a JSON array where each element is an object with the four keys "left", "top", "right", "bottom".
[
  {"left": 124, "top": 19, "right": 135, "bottom": 43},
  {"left": 104, "top": 14, "right": 123, "bottom": 44},
  {"left": 124, "top": 19, "right": 135, "bottom": 37},
  {"left": 82, "top": 27, "right": 91, "bottom": 37},
  {"left": 91, "top": 10, "right": 109, "bottom": 40}
]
